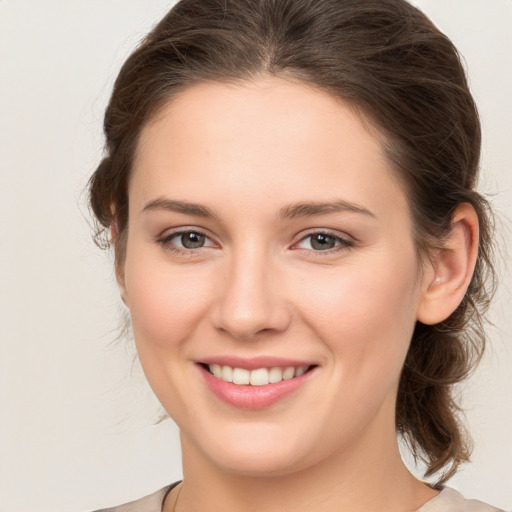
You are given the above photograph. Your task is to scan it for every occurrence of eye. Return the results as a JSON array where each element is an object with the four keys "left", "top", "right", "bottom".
[
  {"left": 158, "top": 229, "right": 217, "bottom": 252},
  {"left": 294, "top": 232, "right": 353, "bottom": 252}
]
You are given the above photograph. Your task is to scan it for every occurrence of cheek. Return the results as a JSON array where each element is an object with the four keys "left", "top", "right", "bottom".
[
  {"left": 297, "top": 252, "right": 420, "bottom": 381},
  {"left": 124, "top": 256, "right": 219, "bottom": 416},
  {"left": 123, "top": 250, "right": 214, "bottom": 357}
]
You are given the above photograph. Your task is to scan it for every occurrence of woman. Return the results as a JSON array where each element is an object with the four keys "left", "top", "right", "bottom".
[{"left": 89, "top": 0, "right": 503, "bottom": 510}]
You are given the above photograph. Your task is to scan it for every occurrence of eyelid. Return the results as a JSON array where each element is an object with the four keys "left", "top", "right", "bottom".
[
  {"left": 156, "top": 226, "right": 220, "bottom": 253},
  {"left": 155, "top": 226, "right": 354, "bottom": 255},
  {"left": 290, "top": 228, "right": 354, "bottom": 252}
]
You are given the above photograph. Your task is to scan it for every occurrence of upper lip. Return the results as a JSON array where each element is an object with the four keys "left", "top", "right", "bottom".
[{"left": 197, "top": 356, "right": 316, "bottom": 371}]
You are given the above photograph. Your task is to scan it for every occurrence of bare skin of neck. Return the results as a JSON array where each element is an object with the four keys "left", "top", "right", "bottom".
[{"left": 164, "top": 423, "right": 438, "bottom": 512}]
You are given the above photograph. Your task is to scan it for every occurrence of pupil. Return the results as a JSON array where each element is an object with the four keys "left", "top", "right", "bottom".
[
  {"left": 311, "top": 233, "right": 335, "bottom": 250},
  {"left": 181, "top": 232, "right": 205, "bottom": 249}
]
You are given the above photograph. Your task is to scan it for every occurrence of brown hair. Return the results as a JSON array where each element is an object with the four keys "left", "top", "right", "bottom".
[{"left": 89, "top": 0, "right": 495, "bottom": 482}]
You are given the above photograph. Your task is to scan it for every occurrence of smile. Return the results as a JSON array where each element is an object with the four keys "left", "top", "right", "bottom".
[
  {"left": 199, "top": 361, "right": 317, "bottom": 409},
  {"left": 207, "top": 364, "right": 311, "bottom": 386}
]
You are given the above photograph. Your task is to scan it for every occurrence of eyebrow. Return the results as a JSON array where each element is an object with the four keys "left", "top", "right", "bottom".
[
  {"left": 142, "top": 197, "right": 218, "bottom": 218},
  {"left": 142, "top": 197, "right": 375, "bottom": 220},
  {"left": 278, "top": 200, "right": 376, "bottom": 220}
]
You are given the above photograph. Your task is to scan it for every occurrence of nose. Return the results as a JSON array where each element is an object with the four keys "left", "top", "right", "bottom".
[{"left": 211, "top": 247, "right": 291, "bottom": 340}]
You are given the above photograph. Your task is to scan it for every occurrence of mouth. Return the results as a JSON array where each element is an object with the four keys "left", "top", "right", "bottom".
[
  {"left": 201, "top": 363, "right": 315, "bottom": 386},
  {"left": 197, "top": 360, "right": 318, "bottom": 409}
]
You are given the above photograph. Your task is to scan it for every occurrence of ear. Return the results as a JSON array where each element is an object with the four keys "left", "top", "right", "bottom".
[
  {"left": 110, "top": 218, "right": 129, "bottom": 307},
  {"left": 417, "top": 203, "right": 479, "bottom": 325},
  {"left": 109, "top": 219, "right": 119, "bottom": 244},
  {"left": 116, "top": 264, "right": 129, "bottom": 307}
]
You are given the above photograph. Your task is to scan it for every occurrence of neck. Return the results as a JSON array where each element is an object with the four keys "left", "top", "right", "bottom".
[{"left": 171, "top": 427, "right": 437, "bottom": 512}]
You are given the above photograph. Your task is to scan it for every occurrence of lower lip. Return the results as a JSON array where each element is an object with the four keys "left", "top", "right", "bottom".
[{"left": 199, "top": 365, "right": 316, "bottom": 409}]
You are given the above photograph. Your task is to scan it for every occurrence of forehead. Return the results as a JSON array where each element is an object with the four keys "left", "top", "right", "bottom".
[
  {"left": 138, "top": 77, "right": 382, "bottom": 163},
  {"left": 131, "top": 77, "right": 408, "bottom": 221}
]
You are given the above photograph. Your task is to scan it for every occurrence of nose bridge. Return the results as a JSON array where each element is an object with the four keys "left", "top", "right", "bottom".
[{"left": 214, "top": 241, "right": 289, "bottom": 339}]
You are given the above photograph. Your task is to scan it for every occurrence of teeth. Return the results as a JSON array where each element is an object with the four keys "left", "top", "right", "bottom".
[
  {"left": 210, "top": 364, "right": 222, "bottom": 378},
  {"left": 295, "top": 366, "right": 307, "bottom": 377},
  {"left": 250, "top": 368, "right": 269, "bottom": 386},
  {"left": 221, "top": 365, "right": 233, "bottom": 383},
  {"left": 232, "top": 368, "right": 250, "bottom": 385},
  {"left": 207, "top": 364, "right": 310, "bottom": 385},
  {"left": 283, "top": 367, "right": 295, "bottom": 380},
  {"left": 268, "top": 367, "right": 283, "bottom": 383}
]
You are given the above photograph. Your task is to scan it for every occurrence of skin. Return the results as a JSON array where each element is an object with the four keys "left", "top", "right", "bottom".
[{"left": 118, "top": 77, "right": 478, "bottom": 512}]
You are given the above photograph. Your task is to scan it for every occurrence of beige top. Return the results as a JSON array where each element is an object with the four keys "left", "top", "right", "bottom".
[
  {"left": 93, "top": 484, "right": 506, "bottom": 512},
  {"left": 416, "top": 487, "right": 505, "bottom": 512}
]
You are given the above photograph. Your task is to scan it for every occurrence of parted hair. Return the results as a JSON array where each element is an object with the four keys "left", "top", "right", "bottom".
[{"left": 89, "top": 0, "right": 495, "bottom": 482}]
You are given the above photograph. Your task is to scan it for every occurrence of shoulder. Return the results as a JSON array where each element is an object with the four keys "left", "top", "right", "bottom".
[
  {"left": 416, "top": 487, "right": 506, "bottom": 512},
  {"left": 92, "top": 483, "right": 178, "bottom": 512}
]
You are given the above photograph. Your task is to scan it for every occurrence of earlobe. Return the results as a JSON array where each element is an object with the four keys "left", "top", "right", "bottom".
[
  {"left": 117, "top": 268, "right": 129, "bottom": 307},
  {"left": 110, "top": 221, "right": 118, "bottom": 244},
  {"left": 417, "top": 204, "right": 479, "bottom": 325},
  {"left": 116, "top": 261, "right": 129, "bottom": 307}
]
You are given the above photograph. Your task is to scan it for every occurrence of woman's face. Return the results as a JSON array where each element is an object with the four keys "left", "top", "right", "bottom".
[{"left": 121, "top": 78, "right": 431, "bottom": 476}]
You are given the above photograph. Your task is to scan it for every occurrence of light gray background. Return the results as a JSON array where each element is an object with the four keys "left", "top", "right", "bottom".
[{"left": 0, "top": 1, "right": 510, "bottom": 511}]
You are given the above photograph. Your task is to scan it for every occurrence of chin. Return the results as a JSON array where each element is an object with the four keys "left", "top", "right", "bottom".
[
  {"left": 186, "top": 423, "right": 316, "bottom": 477},
  {"left": 210, "top": 449, "right": 308, "bottom": 478}
]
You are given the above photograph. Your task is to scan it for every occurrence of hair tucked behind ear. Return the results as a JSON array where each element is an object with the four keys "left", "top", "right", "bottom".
[{"left": 88, "top": 0, "right": 496, "bottom": 482}]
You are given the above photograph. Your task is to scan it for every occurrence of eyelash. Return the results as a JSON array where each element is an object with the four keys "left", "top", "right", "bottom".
[
  {"left": 156, "top": 229, "right": 354, "bottom": 256},
  {"left": 156, "top": 229, "right": 218, "bottom": 256},
  {"left": 292, "top": 230, "right": 354, "bottom": 255}
]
